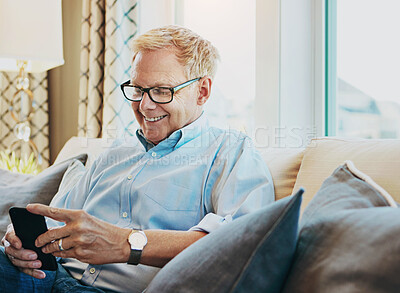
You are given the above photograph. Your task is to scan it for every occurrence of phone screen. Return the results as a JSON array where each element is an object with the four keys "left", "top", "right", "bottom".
[{"left": 9, "top": 207, "right": 58, "bottom": 271}]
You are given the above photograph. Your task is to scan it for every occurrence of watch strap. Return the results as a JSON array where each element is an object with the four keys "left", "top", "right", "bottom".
[{"left": 128, "top": 249, "right": 142, "bottom": 265}]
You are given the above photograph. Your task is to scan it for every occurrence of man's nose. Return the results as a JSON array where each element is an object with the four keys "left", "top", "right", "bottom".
[{"left": 139, "top": 92, "right": 157, "bottom": 110}]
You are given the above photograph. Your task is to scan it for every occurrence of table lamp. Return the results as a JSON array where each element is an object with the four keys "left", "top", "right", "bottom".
[{"left": 0, "top": 0, "right": 64, "bottom": 163}]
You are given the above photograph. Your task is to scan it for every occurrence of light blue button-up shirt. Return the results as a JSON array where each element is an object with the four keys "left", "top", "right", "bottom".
[{"left": 48, "top": 114, "right": 274, "bottom": 293}]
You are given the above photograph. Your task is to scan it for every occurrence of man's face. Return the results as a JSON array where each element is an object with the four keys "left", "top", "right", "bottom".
[{"left": 130, "top": 49, "right": 204, "bottom": 145}]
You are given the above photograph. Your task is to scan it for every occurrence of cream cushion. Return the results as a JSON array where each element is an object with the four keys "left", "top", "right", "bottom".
[
  {"left": 54, "top": 137, "right": 115, "bottom": 167},
  {"left": 258, "top": 147, "right": 305, "bottom": 201},
  {"left": 294, "top": 137, "right": 400, "bottom": 212}
]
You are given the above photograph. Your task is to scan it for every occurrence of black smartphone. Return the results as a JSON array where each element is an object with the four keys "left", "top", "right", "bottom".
[{"left": 9, "top": 207, "right": 58, "bottom": 271}]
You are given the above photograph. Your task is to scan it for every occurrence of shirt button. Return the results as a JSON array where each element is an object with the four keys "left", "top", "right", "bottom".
[
  {"left": 127, "top": 175, "right": 132, "bottom": 180},
  {"left": 122, "top": 212, "right": 128, "bottom": 218},
  {"left": 89, "top": 268, "right": 96, "bottom": 274},
  {"left": 151, "top": 152, "right": 157, "bottom": 157}
]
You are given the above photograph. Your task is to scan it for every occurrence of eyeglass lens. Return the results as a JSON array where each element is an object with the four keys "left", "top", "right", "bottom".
[{"left": 123, "top": 87, "right": 172, "bottom": 103}]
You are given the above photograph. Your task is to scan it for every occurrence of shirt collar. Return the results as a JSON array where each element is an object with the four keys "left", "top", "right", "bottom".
[
  {"left": 136, "top": 129, "right": 156, "bottom": 152},
  {"left": 175, "top": 112, "right": 209, "bottom": 149},
  {"left": 135, "top": 112, "right": 209, "bottom": 153}
]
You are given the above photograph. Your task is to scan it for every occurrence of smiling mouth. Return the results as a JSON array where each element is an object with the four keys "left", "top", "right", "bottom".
[{"left": 144, "top": 115, "right": 168, "bottom": 122}]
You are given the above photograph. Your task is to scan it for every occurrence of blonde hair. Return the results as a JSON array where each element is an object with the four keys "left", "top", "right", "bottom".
[{"left": 131, "top": 25, "right": 220, "bottom": 79}]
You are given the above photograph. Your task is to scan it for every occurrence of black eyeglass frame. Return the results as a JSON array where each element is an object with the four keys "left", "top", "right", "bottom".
[{"left": 120, "top": 77, "right": 202, "bottom": 104}]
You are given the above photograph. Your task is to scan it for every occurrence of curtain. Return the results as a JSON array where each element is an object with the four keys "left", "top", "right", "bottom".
[
  {"left": 0, "top": 72, "right": 50, "bottom": 167},
  {"left": 78, "top": 0, "right": 138, "bottom": 139}
]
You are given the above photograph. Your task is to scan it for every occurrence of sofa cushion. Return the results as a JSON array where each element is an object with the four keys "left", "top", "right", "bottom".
[
  {"left": 293, "top": 137, "right": 400, "bottom": 212},
  {"left": 146, "top": 188, "right": 303, "bottom": 293},
  {"left": 0, "top": 154, "right": 87, "bottom": 237},
  {"left": 50, "top": 159, "right": 87, "bottom": 207},
  {"left": 282, "top": 161, "right": 400, "bottom": 293},
  {"left": 54, "top": 137, "right": 114, "bottom": 168},
  {"left": 259, "top": 147, "right": 305, "bottom": 200}
]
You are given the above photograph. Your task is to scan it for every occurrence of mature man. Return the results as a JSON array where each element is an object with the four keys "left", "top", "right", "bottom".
[{"left": 1, "top": 25, "right": 274, "bottom": 292}]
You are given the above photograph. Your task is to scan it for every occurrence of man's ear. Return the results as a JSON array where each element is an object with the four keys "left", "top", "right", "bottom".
[{"left": 197, "top": 77, "right": 212, "bottom": 106}]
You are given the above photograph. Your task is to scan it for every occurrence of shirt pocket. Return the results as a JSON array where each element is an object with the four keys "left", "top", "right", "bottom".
[{"left": 144, "top": 179, "right": 198, "bottom": 211}]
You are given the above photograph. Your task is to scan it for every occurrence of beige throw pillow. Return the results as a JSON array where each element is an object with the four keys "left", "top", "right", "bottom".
[
  {"left": 259, "top": 147, "right": 305, "bottom": 200},
  {"left": 294, "top": 137, "right": 400, "bottom": 212}
]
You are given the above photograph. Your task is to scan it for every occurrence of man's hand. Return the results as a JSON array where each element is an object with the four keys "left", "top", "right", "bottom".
[
  {"left": 27, "top": 204, "right": 132, "bottom": 265},
  {"left": 1, "top": 224, "right": 47, "bottom": 279}
]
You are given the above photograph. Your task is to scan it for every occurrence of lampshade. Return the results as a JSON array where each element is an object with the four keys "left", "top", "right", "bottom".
[{"left": 0, "top": 0, "right": 64, "bottom": 73}]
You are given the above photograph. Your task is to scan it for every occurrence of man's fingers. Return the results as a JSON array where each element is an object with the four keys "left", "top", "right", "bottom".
[
  {"left": 26, "top": 204, "right": 74, "bottom": 222},
  {"left": 41, "top": 237, "right": 70, "bottom": 254},
  {"left": 9, "top": 256, "right": 42, "bottom": 270},
  {"left": 35, "top": 226, "right": 71, "bottom": 248},
  {"left": 20, "top": 268, "right": 46, "bottom": 279},
  {"left": 5, "top": 245, "right": 38, "bottom": 261},
  {"left": 52, "top": 248, "right": 75, "bottom": 259},
  {"left": 5, "top": 224, "right": 22, "bottom": 249},
  {"left": 2, "top": 238, "right": 10, "bottom": 247},
  {"left": 52, "top": 247, "right": 90, "bottom": 262},
  {"left": 5, "top": 246, "right": 43, "bottom": 277}
]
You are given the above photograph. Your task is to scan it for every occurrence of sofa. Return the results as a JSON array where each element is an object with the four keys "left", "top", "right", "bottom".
[{"left": 2, "top": 136, "right": 400, "bottom": 292}]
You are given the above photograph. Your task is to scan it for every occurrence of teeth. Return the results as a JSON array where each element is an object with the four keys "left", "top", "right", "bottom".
[{"left": 144, "top": 115, "right": 166, "bottom": 122}]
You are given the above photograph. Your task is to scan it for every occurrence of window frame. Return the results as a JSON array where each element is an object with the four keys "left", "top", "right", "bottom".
[{"left": 325, "top": 0, "right": 337, "bottom": 136}]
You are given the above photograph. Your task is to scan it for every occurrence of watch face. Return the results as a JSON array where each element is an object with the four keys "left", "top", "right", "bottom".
[{"left": 129, "top": 231, "right": 147, "bottom": 249}]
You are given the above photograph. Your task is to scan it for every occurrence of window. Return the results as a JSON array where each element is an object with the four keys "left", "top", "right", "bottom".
[{"left": 326, "top": 0, "right": 400, "bottom": 138}]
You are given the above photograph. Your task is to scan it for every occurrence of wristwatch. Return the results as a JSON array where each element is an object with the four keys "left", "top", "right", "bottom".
[{"left": 127, "top": 229, "right": 147, "bottom": 265}]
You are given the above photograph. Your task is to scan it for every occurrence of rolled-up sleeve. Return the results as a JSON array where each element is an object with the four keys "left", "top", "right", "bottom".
[
  {"left": 189, "top": 213, "right": 233, "bottom": 232},
  {"left": 189, "top": 135, "right": 274, "bottom": 233}
]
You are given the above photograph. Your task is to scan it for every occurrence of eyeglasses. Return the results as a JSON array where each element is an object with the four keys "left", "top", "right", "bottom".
[{"left": 120, "top": 77, "right": 201, "bottom": 104}]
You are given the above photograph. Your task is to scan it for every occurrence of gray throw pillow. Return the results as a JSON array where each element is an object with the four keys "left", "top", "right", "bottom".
[
  {"left": 146, "top": 188, "right": 304, "bottom": 293},
  {"left": 0, "top": 154, "right": 87, "bottom": 237},
  {"left": 281, "top": 162, "right": 399, "bottom": 293}
]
